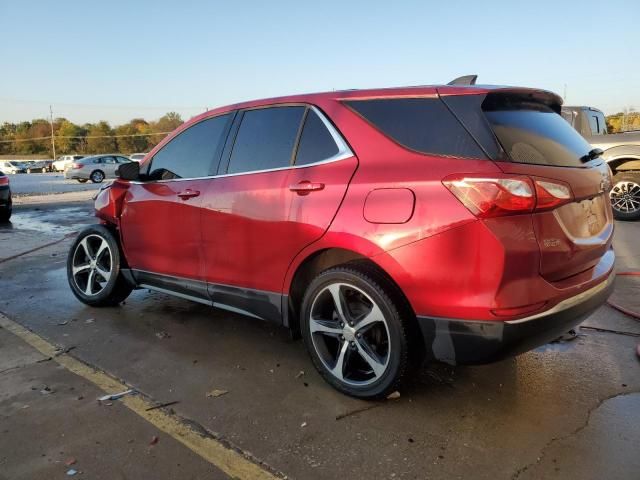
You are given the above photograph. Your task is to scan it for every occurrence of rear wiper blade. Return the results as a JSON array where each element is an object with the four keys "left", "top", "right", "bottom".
[{"left": 580, "top": 148, "right": 604, "bottom": 163}]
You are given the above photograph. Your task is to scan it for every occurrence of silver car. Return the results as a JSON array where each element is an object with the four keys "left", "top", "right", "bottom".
[{"left": 64, "top": 154, "right": 132, "bottom": 183}]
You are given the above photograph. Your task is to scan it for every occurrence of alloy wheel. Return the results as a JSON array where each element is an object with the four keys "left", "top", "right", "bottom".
[
  {"left": 610, "top": 180, "right": 640, "bottom": 215},
  {"left": 71, "top": 234, "right": 112, "bottom": 296},
  {"left": 309, "top": 282, "right": 391, "bottom": 386}
]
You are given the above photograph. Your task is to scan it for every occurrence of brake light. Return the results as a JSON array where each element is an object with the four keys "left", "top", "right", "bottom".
[
  {"left": 443, "top": 175, "right": 535, "bottom": 218},
  {"left": 0, "top": 176, "right": 8, "bottom": 186},
  {"left": 71, "top": 163, "right": 82, "bottom": 169},
  {"left": 443, "top": 175, "right": 574, "bottom": 218}
]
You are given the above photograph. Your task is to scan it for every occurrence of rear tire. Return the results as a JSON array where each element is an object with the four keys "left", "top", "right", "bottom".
[
  {"left": 0, "top": 205, "right": 11, "bottom": 223},
  {"left": 300, "top": 265, "right": 411, "bottom": 398},
  {"left": 610, "top": 171, "right": 640, "bottom": 221},
  {"left": 67, "top": 225, "right": 133, "bottom": 307},
  {"left": 90, "top": 170, "right": 105, "bottom": 183}
]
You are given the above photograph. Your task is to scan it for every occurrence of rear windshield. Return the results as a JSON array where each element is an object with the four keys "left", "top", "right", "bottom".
[
  {"left": 484, "top": 101, "right": 592, "bottom": 167},
  {"left": 344, "top": 98, "right": 486, "bottom": 159}
]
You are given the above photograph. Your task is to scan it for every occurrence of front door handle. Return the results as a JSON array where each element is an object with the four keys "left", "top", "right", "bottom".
[
  {"left": 289, "top": 181, "right": 325, "bottom": 196},
  {"left": 177, "top": 189, "right": 200, "bottom": 200}
]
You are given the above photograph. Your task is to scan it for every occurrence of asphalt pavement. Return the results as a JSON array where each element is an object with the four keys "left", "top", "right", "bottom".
[
  {"left": 7, "top": 172, "right": 101, "bottom": 196},
  {"left": 1, "top": 197, "right": 639, "bottom": 479}
]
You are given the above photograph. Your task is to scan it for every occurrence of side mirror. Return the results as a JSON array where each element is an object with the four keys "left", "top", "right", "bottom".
[{"left": 116, "top": 161, "right": 140, "bottom": 181}]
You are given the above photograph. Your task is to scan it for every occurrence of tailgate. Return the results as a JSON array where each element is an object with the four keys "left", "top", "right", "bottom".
[
  {"left": 480, "top": 90, "right": 614, "bottom": 282},
  {"left": 498, "top": 161, "right": 613, "bottom": 281}
]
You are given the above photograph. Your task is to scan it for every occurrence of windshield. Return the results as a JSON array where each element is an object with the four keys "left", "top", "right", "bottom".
[{"left": 484, "top": 102, "right": 593, "bottom": 167}]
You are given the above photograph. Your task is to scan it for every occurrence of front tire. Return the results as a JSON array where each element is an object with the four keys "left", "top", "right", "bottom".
[
  {"left": 67, "top": 225, "right": 133, "bottom": 306},
  {"left": 610, "top": 172, "right": 640, "bottom": 221},
  {"left": 300, "top": 265, "right": 411, "bottom": 398}
]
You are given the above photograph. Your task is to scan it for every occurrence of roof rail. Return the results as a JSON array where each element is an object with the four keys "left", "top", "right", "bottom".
[{"left": 447, "top": 75, "right": 478, "bottom": 86}]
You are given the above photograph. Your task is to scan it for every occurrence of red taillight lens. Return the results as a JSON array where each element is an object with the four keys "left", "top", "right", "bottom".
[
  {"left": 0, "top": 176, "right": 8, "bottom": 186},
  {"left": 444, "top": 175, "right": 575, "bottom": 218},
  {"left": 443, "top": 175, "right": 535, "bottom": 218},
  {"left": 534, "top": 180, "right": 573, "bottom": 210},
  {"left": 71, "top": 163, "right": 82, "bottom": 169}
]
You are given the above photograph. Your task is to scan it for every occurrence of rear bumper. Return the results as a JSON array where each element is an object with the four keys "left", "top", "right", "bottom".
[{"left": 418, "top": 268, "right": 615, "bottom": 365}]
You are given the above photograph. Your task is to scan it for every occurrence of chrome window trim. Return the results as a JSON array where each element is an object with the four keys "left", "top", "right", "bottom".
[{"left": 130, "top": 105, "right": 353, "bottom": 184}]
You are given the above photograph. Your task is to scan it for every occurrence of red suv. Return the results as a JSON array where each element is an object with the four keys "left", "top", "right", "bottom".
[{"left": 67, "top": 80, "right": 615, "bottom": 398}]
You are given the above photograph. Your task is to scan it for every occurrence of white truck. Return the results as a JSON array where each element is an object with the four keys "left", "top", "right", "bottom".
[{"left": 562, "top": 106, "right": 640, "bottom": 220}]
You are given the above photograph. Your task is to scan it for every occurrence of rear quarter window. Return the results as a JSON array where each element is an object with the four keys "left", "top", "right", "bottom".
[{"left": 344, "top": 97, "right": 486, "bottom": 159}]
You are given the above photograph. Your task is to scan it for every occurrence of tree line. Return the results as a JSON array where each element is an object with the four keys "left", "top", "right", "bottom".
[{"left": 0, "top": 112, "right": 183, "bottom": 157}]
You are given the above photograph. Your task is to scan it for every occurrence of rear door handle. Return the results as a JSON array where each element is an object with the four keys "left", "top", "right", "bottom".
[
  {"left": 289, "top": 181, "right": 325, "bottom": 195},
  {"left": 177, "top": 189, "right": 200, "bottom": 200}
]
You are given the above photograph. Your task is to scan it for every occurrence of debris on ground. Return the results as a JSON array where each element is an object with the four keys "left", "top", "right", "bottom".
[
  {"left": 206, "top": 389, "right": 228, "bottom": 398},
  {"left": 84, "top": 318, "right": 94, "bottom": 324},
  {"left": 552, "top": 329, "right": 579, "bottom": 343},
  {"left": 65, "top": 458, "right": 76, "bottom": 466},
  {"left": 301, "top": 422, "right": 307, "bottom": 428},
  {"left": 40, "top": 386, "right": 55, "bottom": 395},
  {"left": 295, "top": 370, "right": 305, "bottom": 379},
  {"left": 145, "top": 400, "right": 179, "bottom": 411},
  {"left": 57, "top": 320, "right": 68, "bottom": 326},
  {"left": 66, "top": 468, "right": 78, "bottom": 476},
  {"left": 54, "top": 346, "right": 76, "bottom": 357},
  {"left": 387, "top": 391, "right": 401, "bottom": 400},
  {"left": 149, "top": 436, "right": 159, "bottom": 445},
  {"left": 98, "top": 389, "right": 134, "bottom": 402},
  {"left": 155, "top": 331, "right": 170, "bottom": 339}
]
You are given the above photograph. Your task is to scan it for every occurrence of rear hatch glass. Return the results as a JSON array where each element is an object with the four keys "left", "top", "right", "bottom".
[{"left": 483, "top": 99, "right": 593, "bottom": 167}]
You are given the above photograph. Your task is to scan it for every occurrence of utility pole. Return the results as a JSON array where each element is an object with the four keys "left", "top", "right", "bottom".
[
  {"left": 49, "top": 105, "right": 56, "bottom": 160},
  {"left": 563, "top": 84, "right": 567, "bottom": 101}
]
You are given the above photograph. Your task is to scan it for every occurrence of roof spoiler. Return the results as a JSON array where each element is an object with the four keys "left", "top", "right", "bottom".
[{"left": 447, "top": 75, "right": 478, "bottom": 86}]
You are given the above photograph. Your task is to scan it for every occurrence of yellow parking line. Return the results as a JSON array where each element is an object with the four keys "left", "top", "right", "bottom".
[{"left": 0, "top": 314, "right": 281, "bottom": 480}]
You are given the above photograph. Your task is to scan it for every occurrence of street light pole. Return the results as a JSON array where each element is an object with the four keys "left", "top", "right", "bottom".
[{"left": 49, "top": 105, "right": 56, "bottom": 160}]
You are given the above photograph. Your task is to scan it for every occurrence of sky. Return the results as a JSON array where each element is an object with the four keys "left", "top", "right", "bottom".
[{"left": 0, "top": 0, "right": 638, "bottom": 125}]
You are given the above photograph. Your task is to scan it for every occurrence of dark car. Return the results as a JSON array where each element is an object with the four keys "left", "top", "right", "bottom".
[
  {"left": 66, "top": 77, "right": 615, "bottom": 398},
  {"left": 0, "top": 172, "right": 12, "bottom": 222}
]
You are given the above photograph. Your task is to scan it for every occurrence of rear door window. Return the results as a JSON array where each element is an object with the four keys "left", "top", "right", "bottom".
[
  {"left": 588, "top": 111, "right": 607, "bottom": 135},
  {"left": 483, "top": 102, "right": 593, "bottom": 167},
  {"left": 227, "top": 106, "right": 305, "bottom": 174},
  {"left": 294, "top": 110, "right": 339, "bottom": 166},
  {"left": 344, "top": 97, "right": 486, "bottom": 159},
  {"left": 149, "top": 113, "right": 231, "bottom": 179}
]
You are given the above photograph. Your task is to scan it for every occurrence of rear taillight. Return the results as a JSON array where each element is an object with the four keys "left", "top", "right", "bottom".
[
  {"left": 71, "top": 163, "right": 82, "bottom": 169},
  {"left": 534, "top": 180, "right": 572, "bottom": 211},
  {"left": 443, "top": 175, "right": 535, "bottom": 218},
  {"left": 0, "top": 176, "right": 8, "bottom": 186},
  {"left": 443, "top": 175, "right": 574, "bottom": 218}
]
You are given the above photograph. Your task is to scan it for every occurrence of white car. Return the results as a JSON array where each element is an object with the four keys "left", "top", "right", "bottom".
[
  {"left": 52, "top": 155, "right": 85, "bottom": 172},
  {"left": 0, "top": 161, "right": 27, "bottom": 174}
]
